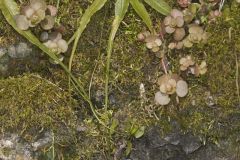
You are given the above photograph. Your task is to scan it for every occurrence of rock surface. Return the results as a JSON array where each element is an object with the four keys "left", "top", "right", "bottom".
[{"left": 129, "top": 123, "right": 239, "bottom": 160}]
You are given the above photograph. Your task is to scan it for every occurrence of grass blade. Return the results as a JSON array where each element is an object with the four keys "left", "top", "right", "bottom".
[
  {"left": 68, "top": 0, "right": 107, "bottom": 72},
  {"left": 144, "top": 0, "right": 170, "bottom": 15},
  {"left": 105, "top": 0, "right": 130, "bottom": 108},
  {"left": 130, "top": 0, "right": 153, "bottom": 32}
]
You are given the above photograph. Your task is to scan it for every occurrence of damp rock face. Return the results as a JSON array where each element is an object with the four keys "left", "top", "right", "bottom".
[
  {"left": 0, "top": 134, "right": 34, "bottom": 160},
  {"left": 179, "top": 133, "right": 202, "bottom": 154},
  {"left": 7, "top": 42, "right": 32, "bottom": 58},
  {"left": 128, "top": 121, "right": 238, "bottom": 160},
  {"left": 0, "top": 132, "right": 53, "bottom": 160}
]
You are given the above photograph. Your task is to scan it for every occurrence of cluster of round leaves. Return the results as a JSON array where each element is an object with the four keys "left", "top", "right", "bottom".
[
  {"left": 137, "top": 31, "right": 162, "bottom": 53},
  {"left": 164, "top": 8, "right": 209, "bottom": 50},
  {"left": 154, "top": 55, "right": 208, "bottom": 106},
  {"left": 136, "top": 0, "right": 222, "bottom": 106},
  {"left": 180, "top": 55, "right": 207, "bottom": 76},
  {"left": 40, "top": 31, "right": 68, "bottom": 64},
  {"left": 155, "top": 74, "right": 188, "bottom": 106},
  {"left": 14, "top": 0, "right": 68, "bottom": 64},
  {"left": 139, "top": 0, "right": 223, "bottom": 52},
  {"left": 15, "top": 0, "right": 52, "bottom": 30}
]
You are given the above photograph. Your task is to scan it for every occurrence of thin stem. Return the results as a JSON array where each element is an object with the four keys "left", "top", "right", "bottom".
[
  {"left": 161, "top": 58, "right": 168, "bottom": 74},
  {"left": 235, "top": 52, "right": 240, "bottom": 103}
]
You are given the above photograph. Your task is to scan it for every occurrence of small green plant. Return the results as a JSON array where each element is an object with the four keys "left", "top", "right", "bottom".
[
  {"left": 0, "top": 0, "right": 171, "bottom": 121},
  {"left": 65, "top": 0, "right": 172, "bottom": 110},
  {"left": 67, "top": 0, "right": 171, "bottom": 108}
]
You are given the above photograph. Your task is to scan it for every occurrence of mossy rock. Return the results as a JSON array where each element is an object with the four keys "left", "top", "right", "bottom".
[{"left": 0, "top": 74, "right": 77, "bottom": 141}]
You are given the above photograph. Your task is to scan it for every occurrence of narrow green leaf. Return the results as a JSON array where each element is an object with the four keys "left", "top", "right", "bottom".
[
  {"left": 105, "top": 0, "right": 130, "bottom": 108},
  {"left": 130, "top": 0, "right": 153, "bottom": 32},
  {"left": 125, "top": 141, "right": 132, "bottom": 156},
  {"left": 110, "top": 119, "right": 119, "bottom": 135},
  {"left": 134, "top": 126, "right": 145, "bottom": 138},
  {"left": 68, "top": 0, "right": 107, "bottom": 72},
  {"left": 144, "top": 0, "right": 171, "bottom": 15}
]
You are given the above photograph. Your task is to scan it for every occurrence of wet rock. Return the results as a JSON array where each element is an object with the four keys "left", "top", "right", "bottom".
[
  {"left": 7, "top": 45, "right": 16, "bottom": 58},
  {"left": 188, "top": 143, "right": 232, "bottom": 160},
  {"left": 130, "top": 127, "right": 188, "bottom": 160},
  {"left": 149, "top": 144, "right": 187, "bottom": 160},
  {"left": 7, "top": 43, "right": 32, "bottom": 58},
  {"left": 164, "top": 132, "right": 181, "bottom": 145},
  {"left": 0, "top": 133, "right": 34, "bottom": 160},
  {"left": 31, "top": 132, "right": 52, "bottom": 151},
  {"left": 179, "top": 133, "right": 202, "bottom": 154},
  {"left": 147, "top": 127, "right": 167, "bottom": 148}
]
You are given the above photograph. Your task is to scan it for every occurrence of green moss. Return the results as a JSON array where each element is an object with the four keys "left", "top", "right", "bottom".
[
  {"left": 0, "top": 74, "right": 77, "bottom": 141},
  {"left": 1, "top": 0, "right": 240, "bottom": 159}
]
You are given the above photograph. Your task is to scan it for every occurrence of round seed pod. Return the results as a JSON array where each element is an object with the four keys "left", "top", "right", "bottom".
[
  {"left": 176, "top": 80, "right": 188, "bottom": 97},
  {"left": 40, "top": 32, "right": 49, "bottom": 42},
  {"left": 54, "top": 24, "right": 66, "bottom": 34},
  {"left": 176, "top": 41, "right": 184, "bottom": 49},
  {"left": 168, "top": 42, "right": 176, "bottom": 49},
  {"left": 165, "top": 26, "right": 175, "bottom": 34},
  {"left": 30, "top": 0, "right": 47, "bottom": 11},
  {"left": 43, "top": 40, "right": 58, "bottom": 53},
  {"left": 174, "top": 28, "right": 186, "bottom": 41},
  {"left": 29, "top": 9, "right": 46, "bottom": 27},
  {"left": 164, "top": 16, "right": 172, "bottom": 26},
  {"left": 46, "top": 5, "right": 58, "bottom": 16},
  {"left": 48, "top": 32, "right": 62, "bottom": 42},
  {"left": 49, "top": 54, "right": 64, "bottom": 64},
  {"left": 40, "top": 15, "right": 55, "bottom": 30},
  {"left": 137, "top": 33, "right": 146, "bottom": 41},
  {"left": 176, "top": 16, "right": 184, "bottom": 27},
  {"left": 48, "top": 41, "right": 58, "bottom": 49},
  {"left": 20, "top": 6, "right": 35, "bottom": 18},
  {"left": 57, "top": 39, "right": 68, "bottom": 53},
  {"left": 183, "top": 38, "right": 193, "bottom": 48},
  {"left": 14, "top": 14, "right": 29, "bottom": 30},
  {"left": 154, "top": 38, "right": 162, "bottom": 46},
  {"left": 155, "top": 91, "right": 171, "bottom": 105},
  {"left": 171, "top": 9, "right": 183, "bottom": 18}
]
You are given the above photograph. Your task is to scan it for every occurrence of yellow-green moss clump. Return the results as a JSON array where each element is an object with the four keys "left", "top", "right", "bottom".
[
  {"left": 167, "top": 1, "right": 240, "bottom": 140},
  {"left": 0, "top": 74, "right": 77, "bottom": 140}
]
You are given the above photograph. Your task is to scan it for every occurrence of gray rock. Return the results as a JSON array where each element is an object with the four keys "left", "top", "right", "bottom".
[
  {"left": 7, "top": 45, "right": 17, "bottom": 58},
  {"left": 188, "top": 144, "right": 232, "bottom": 160},
  {"left": 31, "top": 132, "right": 52, "bottom": 151},
  {"left": 179, "top": 134, "right": 202, "bottom": 154},
  {"left": 0, "top": 133, "right": 34, "bottom": 160},
  {"left": 147, "top": 127, "right": 167, "bottom": 148},
  {"left": 40, "top": 32, "right": 49, "bottom": 42},
  {"left": 15, "top": 42, "right": 32, "bottom": 58},
  {"left": 149, "top": 144, "right": 187, "bottom": 160},
  {"left": 8, "top": 43, "right": 32, "bottom": 58},
  {"left": 164, "top": 132, "right": 181, "bottom": 145}
]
